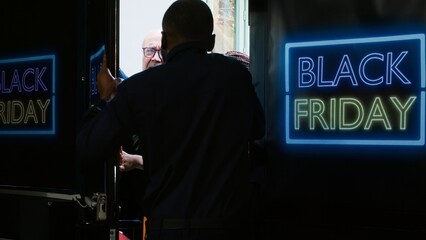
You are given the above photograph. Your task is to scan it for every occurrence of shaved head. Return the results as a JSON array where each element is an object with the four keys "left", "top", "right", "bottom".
[{"left": 162, "top": 0, "right": 214, "bottom": 40}]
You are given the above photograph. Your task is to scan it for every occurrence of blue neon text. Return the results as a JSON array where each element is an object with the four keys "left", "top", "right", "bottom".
[
  {"left": 1, "top": 67, "right": 48, "bottom": 93},
  {"left": 298, "top": 51, "right": 411, "bottom": 88}
]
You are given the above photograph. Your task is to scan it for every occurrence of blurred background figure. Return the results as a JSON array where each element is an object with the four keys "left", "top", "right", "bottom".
[{"left": 225, "top": 50, "right": 249, "bottom": 69}]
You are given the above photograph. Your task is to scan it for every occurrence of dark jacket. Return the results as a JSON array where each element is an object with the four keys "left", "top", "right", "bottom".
[{"left": 77, "top": 41, "right": 265, "bottom": 220}]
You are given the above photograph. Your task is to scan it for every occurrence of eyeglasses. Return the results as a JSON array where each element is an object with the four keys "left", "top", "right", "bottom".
[{"left": 143, "top": 47, "right": 162, "bottom": 59}]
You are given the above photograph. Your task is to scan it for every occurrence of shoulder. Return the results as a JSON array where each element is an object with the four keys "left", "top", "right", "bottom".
[
  {"left": 118, "top": 66, "right": 169, "bottom": 92},
  {"left": 208, "top": 52, "right": 242, "bottom": 68},
  {"left": 210, "top": 52, "right": 249, "bottom": 70}
]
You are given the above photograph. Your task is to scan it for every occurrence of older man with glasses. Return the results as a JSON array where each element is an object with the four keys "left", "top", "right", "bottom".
[{"left": 141, "top": 29, "right": 163, "bottom": 70}]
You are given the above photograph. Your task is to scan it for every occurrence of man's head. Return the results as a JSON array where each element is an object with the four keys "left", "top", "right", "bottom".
[
  {"left": 161, "top": 0, "right": 215, "bottom": 56},
  {"left": 142, "top": 29, "right": 163, "bottom": 70}
]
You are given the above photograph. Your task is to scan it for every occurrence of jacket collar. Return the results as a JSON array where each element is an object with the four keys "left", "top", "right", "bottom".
[{"left": 164, "top": 41, "right": 208, "bottom": 63}]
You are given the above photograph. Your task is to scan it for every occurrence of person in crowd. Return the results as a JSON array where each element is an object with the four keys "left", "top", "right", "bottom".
[
  {"left": 119, "top": 29, "right": 164, "bottom": 224},
  {"left": 98, "top": 29, "right": 164, "bottom": 174},
  {"left": 225, "top": 50, "right": 250, "bottom": 69},
  {"left": 97, "top": 30, "right": 164, "bottom": 222},
  {"left": 117, "top": 29, "right": 164, "bottom": 170},
  {"left": 76, "top": 1, "right": 265, "bottom": 239},
  {"left": 142, "top": 29, "right": 163, "bottom": 70}
]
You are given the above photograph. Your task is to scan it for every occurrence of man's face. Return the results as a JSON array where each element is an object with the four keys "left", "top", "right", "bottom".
[{"left": 142, "top": 31, "right": 163, "bottom": 70}]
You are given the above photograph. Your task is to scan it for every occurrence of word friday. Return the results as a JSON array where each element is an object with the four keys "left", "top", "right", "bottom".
[{"left": 294, "top": 96, "right": 416, "bottom": 130}]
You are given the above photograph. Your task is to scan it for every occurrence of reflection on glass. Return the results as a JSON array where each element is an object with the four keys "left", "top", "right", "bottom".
[{"left": 212, "top": 0, "right": 235, "bottom": 53}]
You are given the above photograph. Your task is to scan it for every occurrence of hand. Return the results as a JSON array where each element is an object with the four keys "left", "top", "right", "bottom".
[
  {"left": 97, "top": 54, "right": 117, "bottom": 101},
  {"left": 118, "top": 147, "right": 144, "bottom": 172}
]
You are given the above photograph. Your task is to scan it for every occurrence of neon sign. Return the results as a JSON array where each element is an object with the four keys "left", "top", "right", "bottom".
[
  {"left": 0, "top": 55, "right": 55, "bottom": 135},
  {"left": 285, "top": 34, "right": 425, "bottom": 145},
  {"left": 89, "top": 45, "right": 105, "bottom": 105}
]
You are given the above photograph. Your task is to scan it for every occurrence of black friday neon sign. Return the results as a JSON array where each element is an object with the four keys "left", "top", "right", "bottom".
[
  {"left": 285, "top": 34, "right": 425, "bottom": 145},
  {"left": 0, "top": 55, "right": 55, "bottom": 135}
]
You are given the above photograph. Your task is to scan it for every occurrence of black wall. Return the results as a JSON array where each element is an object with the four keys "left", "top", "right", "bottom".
[
  {"left": 0, "top": 0, "right": 108, "bottom": 239},
  {"left": 0, "top": 0, "right": 86, "bottom": 192},
  {"left": 250, "top": 0, "right": 426, "bottom": 238}
]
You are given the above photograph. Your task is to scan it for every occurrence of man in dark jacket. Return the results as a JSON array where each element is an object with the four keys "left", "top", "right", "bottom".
[{"left": 77, "top": 0, "right": 265, "bottom": 239}]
